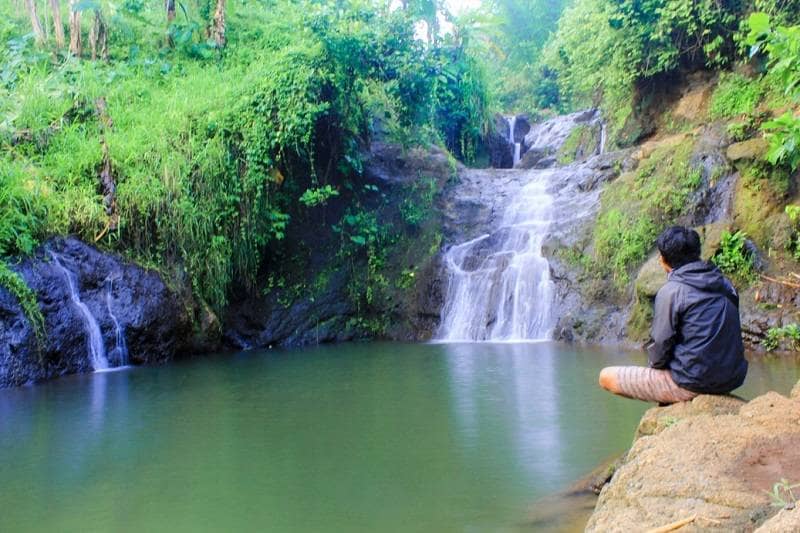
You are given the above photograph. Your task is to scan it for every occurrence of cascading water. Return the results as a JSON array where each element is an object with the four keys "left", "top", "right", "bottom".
[
  {"left": 507, "top": 115, "right": 522, "bottom": 167},
  {"left": 105, "top": 277, "right": 129, "bottom": 366},
  {"left": 50, "top": 252, "right": 110, "bottom": 371},
  {"left": 437, "top": 110, "right": 607, "bottom": 343},
  {"left": 437, "top": 169, "right": 556, "bottom": 341}
]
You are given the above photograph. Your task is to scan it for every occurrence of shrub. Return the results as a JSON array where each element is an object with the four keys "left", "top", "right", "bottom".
[{"left": 711, "top": 230, "right": 757, "bottom": 284}]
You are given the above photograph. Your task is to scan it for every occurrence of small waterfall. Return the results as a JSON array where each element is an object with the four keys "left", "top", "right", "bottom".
[
  {"left": 599, "top": 121, "right": 608, "bottom": 155},
  {"left": 507, "top": 115, "right": 522, "bottom": 167},
  {"left": 105, "top": 278, "right": 128, "bottom": 366},
  {"left": 50, "top": 252, "right": 110, "bottom": 371},
  {"left": 437, "top": 169, "right": 556, "bottom": 341}
]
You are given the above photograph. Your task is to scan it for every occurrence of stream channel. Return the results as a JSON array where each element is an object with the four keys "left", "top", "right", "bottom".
[{"left": 1, "top": 342, "right": 798, "bottom": 532}]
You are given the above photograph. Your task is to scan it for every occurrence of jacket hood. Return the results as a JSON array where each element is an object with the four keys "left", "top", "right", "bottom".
[{"left": 669, "top": 260, "right": 734, "bottom": 296}]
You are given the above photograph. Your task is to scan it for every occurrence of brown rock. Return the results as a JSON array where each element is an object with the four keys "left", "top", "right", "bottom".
[
  {"left": 755, "top": 506, "right": 800, "bottom": 532},
  {"left": 726, "top": 138, "right": 769, "bottom": 161},
  {"left": 634, "top": 394, "right": 745, "bottom": 440},
  {"left": 586, "top": 390, "right": 800, "bottom": 532}
]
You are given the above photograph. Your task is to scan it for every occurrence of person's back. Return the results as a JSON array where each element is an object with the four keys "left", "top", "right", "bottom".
[
  {"left": 649, "top": 260, "right": 747, "bottom": 394},
  {"left": 599, "top": 226, "right": 748, "bottom": 404}
]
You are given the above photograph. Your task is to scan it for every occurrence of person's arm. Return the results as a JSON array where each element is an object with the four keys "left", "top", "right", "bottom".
[{"left": 646, "top": 286, "right": 679, "bottom": 369}]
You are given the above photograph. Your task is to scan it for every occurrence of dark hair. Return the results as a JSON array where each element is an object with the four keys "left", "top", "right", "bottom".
[{"left": 656, "top": 226, "right": 701, "bottom": 269}]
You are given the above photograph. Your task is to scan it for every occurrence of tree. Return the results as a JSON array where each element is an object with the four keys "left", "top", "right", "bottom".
[
  {"left": 210, "top": 0, "right": 226, "bottom": 48},
  {"left": 69, "top": 0, "right": 81, "bottom": 56},
  {"left": 49, "top": 0, "right": 65, "bottom": 49},
  {"left": 89, "top": 8, "right": 107, "bottom": 61},
  {"left": 24, "top": 0, "right": 46, "bottom": 45}
]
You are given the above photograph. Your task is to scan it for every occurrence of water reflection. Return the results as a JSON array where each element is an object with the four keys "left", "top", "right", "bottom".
[{"left": 444, "top": 342, "right": 565, "bottom": 487}]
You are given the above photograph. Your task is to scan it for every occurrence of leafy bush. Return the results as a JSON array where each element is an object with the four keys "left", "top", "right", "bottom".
[
  {"left": 712, "top": 230, "right": 757, "bottom": 283},
  {"left": 747, "top": 13, "right": 800, "bottom": 171},
  {"left": 763, "top": 323, "right": 800, "bottom": 351}
]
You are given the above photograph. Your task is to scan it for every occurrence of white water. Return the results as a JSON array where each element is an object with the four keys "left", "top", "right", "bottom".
[
  {"left": 50, "top": 252, "right": 110, "bottom": 371},
  {"left": 507, "top": 115, "right": 522, "bottom": 167},
  {"left": 105, "top": 278, "right": 129, "bottom": 366},
  {"left": 437, "top": 169, "right": 556, "bottom": 341}
]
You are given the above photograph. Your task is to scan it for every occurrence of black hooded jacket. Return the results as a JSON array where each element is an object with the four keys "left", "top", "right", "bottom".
[{"left": 646, "top": 260, "right": 748, "bottom": 394}]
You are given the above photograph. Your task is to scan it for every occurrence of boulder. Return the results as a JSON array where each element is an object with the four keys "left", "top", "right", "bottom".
[
  {"left": 634, "top": 254, "right": 666, "bottom": 299},
  {"left": 727, "top": 138, "right": 769, "bottom": 161},
  {"left": 587, "top": 391, "right": 800, "bottom": 532},
  {"left": 0, "top": 237, "right": 191, "bottom": 388},
  {"left": 755, "top": 506, "right": 800, "bottom": 532},
  {"left": 634, "top": 394, "right": 745, "bottom": 440}
]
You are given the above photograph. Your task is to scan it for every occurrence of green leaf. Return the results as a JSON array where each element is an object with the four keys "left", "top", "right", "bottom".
[
  {"left": 350, "top": 235, "right": 367, "bottom": 246},
  {"left": 748, "top": 12, "right": 771, "bottom": 36}
]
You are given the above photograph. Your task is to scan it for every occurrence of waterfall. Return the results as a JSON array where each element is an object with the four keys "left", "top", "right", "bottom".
[
  {"left": 50, "top": 252, "right": 110, "bottom": 371},
  {"left": 105, "top": 278, "right": 129, "bottom": 366},
  {"left": 437, "top": 169, "right": 556, "bottom": 342},
  {"left": 507, "top": 115, "right": 522, "bottom": 167},
  {"left": 599, "top": 121, "right": 608, "bottom": 155}
]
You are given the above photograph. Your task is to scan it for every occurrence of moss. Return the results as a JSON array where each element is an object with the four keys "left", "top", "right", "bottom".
[
  {"left": 557, "top": 124, "right": 600, "bottom": 165},
  {"left": 627, "top": 294, "right": 654, "bottom": 342},
  {"left": 708, "top": 72, "right": 765, "bottom": 120},
  {"left": 732, "top": 163, "right": 790, "bottom": 250},
  {"left": 591, "top": 137, "right": 703, "bottom": 288},
  {"left": 0, "top": 261, "right": 45, "bottom": 354}
]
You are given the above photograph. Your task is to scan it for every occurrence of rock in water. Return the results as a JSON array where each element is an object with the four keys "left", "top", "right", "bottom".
[
  {"left": 0, "top": 237, "right": 191, "bottom": 388},
  {"left": 586, "top": 390, "right": 800, "bottom": 532}
]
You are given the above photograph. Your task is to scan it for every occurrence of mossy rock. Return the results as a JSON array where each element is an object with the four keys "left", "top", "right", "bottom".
[
  {"left": 733, "top": 170, "right": 787, "bottom": 250},
  {"left": 726, "top": 138, "right": 769, "bottom": 161},
  {"left": 556, "top": 124, "right": 601, "bottom": 165}
]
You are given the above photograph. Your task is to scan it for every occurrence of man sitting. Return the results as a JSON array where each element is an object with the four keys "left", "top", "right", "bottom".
[{"left": 598, "top": 226, "right": 748, "bottom": 404}]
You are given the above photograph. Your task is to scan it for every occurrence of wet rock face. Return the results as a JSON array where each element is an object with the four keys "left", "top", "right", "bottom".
[
  {"left": 0, "top": 237, "right": 190, "bottom": 388},
  {"left": 587, "top": 390, "right": 800, "bottom": 532}
]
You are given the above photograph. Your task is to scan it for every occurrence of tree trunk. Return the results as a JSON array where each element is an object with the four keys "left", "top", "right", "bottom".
[
  {"left": 68, "top": 0, "right": 81, "bottom": 56},
  {"left": 49, "top": 0, "right": 65, "bottom": 49},
  {"left": 165, "top": 0, "right": 175, "bottom": 22},
  {"left": 25, "top": 0, "right": 46, "bottom": 45},
  {"left": 89, "top": 10, "right": 107, "bottom": 61},
  {"left": 94, "top": 98, "right": 119, "bottom": 238},
  {"left": 210, "top": 0, "right": 226, "bottom": 48}
]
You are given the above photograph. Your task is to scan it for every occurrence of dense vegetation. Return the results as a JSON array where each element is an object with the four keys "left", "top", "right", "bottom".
[
  {"left": 2, "top": 0, "right": 800, "bottom": 348},
  {"left": 1, "top": 0, "right": 488, "bottom": 320}
]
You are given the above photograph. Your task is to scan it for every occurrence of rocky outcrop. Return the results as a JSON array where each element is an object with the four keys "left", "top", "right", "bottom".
[
  {"left": 0, "top": 237, "right": 191, "bottom": 388},
  {"left": 223, "top": 140, "right": 457, "bottom": 350},
  {"left": 587, "top": 388, "right": 800, "bottom": 532}
]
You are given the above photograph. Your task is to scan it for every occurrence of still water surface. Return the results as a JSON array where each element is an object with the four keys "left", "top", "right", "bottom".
[{"left": 0, "top": 342, "right": 798, "bottom": 532}]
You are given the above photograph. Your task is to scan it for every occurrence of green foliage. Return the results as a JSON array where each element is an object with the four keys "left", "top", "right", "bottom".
[
  {"left": 0, "top": 0, "right": 488, "bottom": 319},
  {"left": 591, "top": 139, "right": 704, "bottom": 286},
  {"left": 0, "top": 261, "right": 45, "bottom": 350},
  {"left": 299, "top": 186, "right": 339, "bottom": 208},
  {"left": 762, "top": 112, "right": 800, "bottom": 171},
  {"left": 786, "top": 205, "right": 800, "bottom": 260},
  {"left": 711, "top": 230, "right": 757, "bottom": 283},
  {"left": 747, "top": 13, "right": 800, "bottom": 171},
  {"left": 709, "top": 73, "right": 764, "bottom": 119},
  {"left": 542, "top": 0, "right": 752, "bottom": 141},
  {"left": 763, "top": 324, "right": 800, "bottom": 351},
  {"left": 766, "top": 478, "right": 800, "bottom": 507}
]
